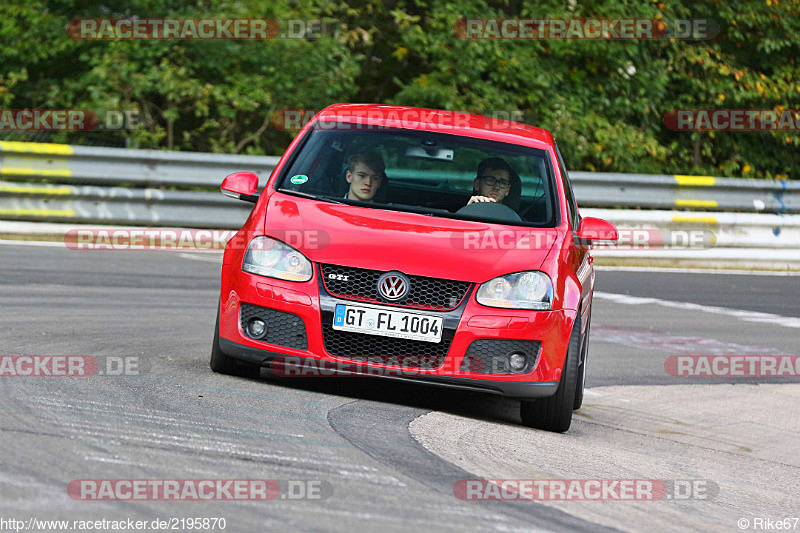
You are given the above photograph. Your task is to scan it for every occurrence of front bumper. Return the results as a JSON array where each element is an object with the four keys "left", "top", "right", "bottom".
[
  {"left": 219, "top": 338, "right": 558, "bottom": 398},
  {"left": 219, "top": 265, "right": 575, "bottom": 400}
]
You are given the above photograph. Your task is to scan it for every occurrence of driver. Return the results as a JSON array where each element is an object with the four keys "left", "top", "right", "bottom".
[
  {"left": 467, "top": 157, "right": 517, "bottom": 206},
  {"left": 345, "top": 152, "right": 385, "bottom": 201}
]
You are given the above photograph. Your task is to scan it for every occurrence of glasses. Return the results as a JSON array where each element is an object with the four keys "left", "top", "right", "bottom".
[{"left": 478, "top": 175, "right": 511, "bottom": 189}]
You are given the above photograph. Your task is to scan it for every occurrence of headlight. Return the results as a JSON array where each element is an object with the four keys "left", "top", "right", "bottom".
[
  {"left": 242, "top": 236, "right": 313, "bottom": 282},
  {"left": 476, "top": 271, "right": 552, "bottom": 310}
]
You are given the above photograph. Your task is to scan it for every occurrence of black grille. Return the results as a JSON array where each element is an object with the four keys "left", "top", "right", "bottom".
[
  {"left": 460, "top": 339, "right": 541, "bottom": 374},
  {"left": 240, "top": 303, "right": 308, "bottom": 350},
  {"left": 321, "top": 325, "right": 450, "bottom": 369},
  {"left": 320, "top": 264, "right": 471, "bottom": 310}
]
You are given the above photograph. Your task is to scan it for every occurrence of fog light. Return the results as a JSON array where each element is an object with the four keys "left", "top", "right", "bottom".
[
  {"left": 507, "top": 352, "right": 528, "bottom": 372},
  {"left": 248, "top": 318, "right": 267, "bottom": 339}
]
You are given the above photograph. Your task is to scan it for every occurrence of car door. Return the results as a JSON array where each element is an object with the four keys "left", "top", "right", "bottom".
[{"left": 555, "top": 143, "right": 593, "bottom": 327}]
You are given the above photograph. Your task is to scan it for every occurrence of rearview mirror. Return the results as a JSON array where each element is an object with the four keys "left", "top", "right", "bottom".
[
  {"left": 221, "top": 172, "right": 260, "bottom": 203},
  {"left": 405, "top": 146, "right": 454, "bottom": 161},
  {"left": 576, "top": 217, "right": 618, "bottom": 241}
]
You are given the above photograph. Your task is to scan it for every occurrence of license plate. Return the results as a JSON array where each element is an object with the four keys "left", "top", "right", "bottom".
[{"left": 332, "top": 304, "right": 443, "bottom": 343}]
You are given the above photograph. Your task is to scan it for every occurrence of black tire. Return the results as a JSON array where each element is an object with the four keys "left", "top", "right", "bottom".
[
  {"left": 210, "top": 306, "right": 261, "bottom": 378},
  {"left": 520, "top": 315, "right": 582, "bottom": 433},
  {"left": 573, "top": 309, "right": 592, "bottom": 410}
]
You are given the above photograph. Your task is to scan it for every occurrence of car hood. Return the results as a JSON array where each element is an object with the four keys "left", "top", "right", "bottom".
[{"left": 264, "top": 194, "right": 558, "bottom": 283}]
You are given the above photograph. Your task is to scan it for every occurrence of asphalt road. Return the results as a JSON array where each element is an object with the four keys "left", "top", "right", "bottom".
[
  {"left": 595, "top": 268, "right": 800, "bottom": 318},
  {"left": 1, "top": 243, "right": 798, "bottom": 531}
]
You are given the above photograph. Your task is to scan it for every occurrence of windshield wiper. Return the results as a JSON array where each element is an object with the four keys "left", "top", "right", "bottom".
[
  {"left": 279, "top": 190, "right": 451, "bottom": 216},
  {"left": 278, "top": 189, "right": 345, "bottom": 204},
  {"left": 380, "top": 203, "right": 449, "bottom": 216}
]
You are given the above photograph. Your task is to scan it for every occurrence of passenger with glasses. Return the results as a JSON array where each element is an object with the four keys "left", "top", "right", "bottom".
[{"left": 467, "top": 157, "right": 518, "bottom": 207}]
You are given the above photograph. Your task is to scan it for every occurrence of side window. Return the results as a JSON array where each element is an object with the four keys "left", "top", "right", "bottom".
[{"left": 555, "top": 143, "right": 580, "bottom": 230}]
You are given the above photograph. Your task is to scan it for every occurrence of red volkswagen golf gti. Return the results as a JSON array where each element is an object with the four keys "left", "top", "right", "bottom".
[{"left": 211, "top": 104, "right": 617, "bottom": 432}]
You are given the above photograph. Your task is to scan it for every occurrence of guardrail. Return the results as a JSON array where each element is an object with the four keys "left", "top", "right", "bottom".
[
  {"left": 0, "top": 141, "right": 797, "bottom": 230},
  {"left": 0, "top": 141, "right": 277, "bottom": 228},
  {"left": 0, "top": 180, "right": 251, "bottom": 228},
  {"left": 570, "top": 172, "right": 797, "bottom": 213},
  {"left": 584, "top": 208, "right": 800, "bottom": 249},
  {"left": 0, "top": 141, "right": 279, "bottom": 188},
  {"left": 583, "top": 208, "right": 800, "bottom": 269}
]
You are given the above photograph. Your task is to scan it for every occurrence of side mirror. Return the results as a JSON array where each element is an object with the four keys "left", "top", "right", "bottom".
[
  {"left": 221, "top": 172, "right": 260, "bottom": 203},
  {"left": 576, "top": 217, "right": 618, "bottom": 242}
]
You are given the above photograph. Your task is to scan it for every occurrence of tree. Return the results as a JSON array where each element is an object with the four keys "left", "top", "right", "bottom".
[{"left": 1, "top": 0, "right": 797, "bottom": 178}]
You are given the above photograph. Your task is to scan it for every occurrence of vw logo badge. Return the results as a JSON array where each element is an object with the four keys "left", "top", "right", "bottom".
[{"left": 377, "top": 272, "right": 410, "bottom": 301}]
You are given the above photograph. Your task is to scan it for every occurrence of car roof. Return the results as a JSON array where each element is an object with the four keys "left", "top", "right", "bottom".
[{"left": 314, "top": 104, "right": 556, "bottom": 150}]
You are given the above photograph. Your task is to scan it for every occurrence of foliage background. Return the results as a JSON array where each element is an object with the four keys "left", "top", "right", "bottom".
[{"left": 1, "top": 0, "right": 798, "bottom": 178}]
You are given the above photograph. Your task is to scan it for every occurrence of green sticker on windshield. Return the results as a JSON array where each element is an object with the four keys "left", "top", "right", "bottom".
[{"left": 290, "top": 174, "right": 309, "bottom": 185}]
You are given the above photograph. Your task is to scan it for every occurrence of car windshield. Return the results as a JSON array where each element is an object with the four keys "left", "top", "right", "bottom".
[{"left": 276, "top": 123, "right": 558, "bottom": 226}]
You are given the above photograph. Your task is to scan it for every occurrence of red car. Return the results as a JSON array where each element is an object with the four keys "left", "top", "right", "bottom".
[{"left": 211, "top": 104, "right": 617, "bottom": 432}]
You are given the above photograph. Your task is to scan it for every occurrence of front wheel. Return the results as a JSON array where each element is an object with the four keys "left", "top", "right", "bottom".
[
  {"left": 210, "top": 306, "right": 261, "bottom": 378},
  {"left": 520, "top": 315, "right": 581, "bottom": 433},
  {"left": 573, "top": 309, "right": 591, "bottom": 410}
]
